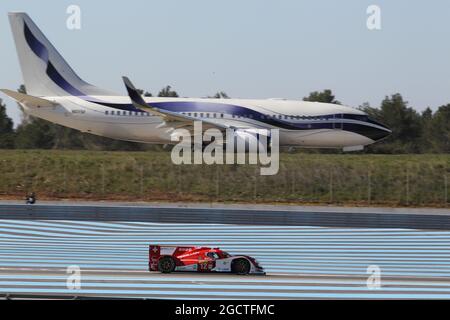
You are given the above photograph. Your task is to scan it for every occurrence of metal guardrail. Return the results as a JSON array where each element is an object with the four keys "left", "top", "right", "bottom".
[{"left": 0, "top": 204, "right": 449, "bottom": 229}]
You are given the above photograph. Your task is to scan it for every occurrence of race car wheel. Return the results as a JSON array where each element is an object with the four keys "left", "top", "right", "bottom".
[
  {"left": 231, "top": 258, "right": 251, "bottom": 275},
  {"left": 158, "top": 256, "right": 176, "bottom": 273}
]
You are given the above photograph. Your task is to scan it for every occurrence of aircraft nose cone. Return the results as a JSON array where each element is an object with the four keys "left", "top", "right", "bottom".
[{"left": 358, "top": 125, "right": 391, "bottom": 141}]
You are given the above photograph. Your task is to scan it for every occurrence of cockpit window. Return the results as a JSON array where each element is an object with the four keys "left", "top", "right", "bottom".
[
  {"left": 207, "top": 252, "right": 220, "bottom": 259},
  {"left": 346, "top": 114, "right": 368, "bottom": 122}
]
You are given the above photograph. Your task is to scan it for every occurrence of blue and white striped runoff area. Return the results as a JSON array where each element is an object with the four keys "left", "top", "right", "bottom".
[{"left": 0, "top": 219, "right": 450, "bottom": 299}]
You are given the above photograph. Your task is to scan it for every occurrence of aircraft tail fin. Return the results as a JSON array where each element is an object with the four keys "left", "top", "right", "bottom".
[{"left": 8, "top": 12, "right": 116, "bottom": 97}]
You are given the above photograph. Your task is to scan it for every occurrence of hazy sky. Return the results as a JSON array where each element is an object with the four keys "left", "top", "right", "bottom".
[{"left": 1, "top": 0, "right": 450, "bottom": 126}]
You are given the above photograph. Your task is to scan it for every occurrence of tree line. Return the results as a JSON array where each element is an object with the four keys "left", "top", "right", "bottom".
[{"left": 0, "top": 86, "right": 448, "bottom": 153}]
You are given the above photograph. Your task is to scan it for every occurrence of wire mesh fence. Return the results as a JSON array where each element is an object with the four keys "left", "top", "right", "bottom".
[{"left": 0, "top": 150, "right": 448, "bottom": 207}]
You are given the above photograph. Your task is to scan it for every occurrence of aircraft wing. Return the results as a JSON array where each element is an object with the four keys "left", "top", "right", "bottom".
[
  {"left": 0, "top": 89, "right": 57, "bottom": 108},
  {"left": 122, "top": 77, "right": 229, "bottom": 132}
]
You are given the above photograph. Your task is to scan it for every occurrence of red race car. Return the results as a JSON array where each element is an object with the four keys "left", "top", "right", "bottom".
[{"left": 149, "top": 245, "right": 265, "bottom": 275}]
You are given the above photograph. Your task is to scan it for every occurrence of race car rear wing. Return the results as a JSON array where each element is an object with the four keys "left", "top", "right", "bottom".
[{"left": 149, "top": 245, "right": 196, "bottom": 256}]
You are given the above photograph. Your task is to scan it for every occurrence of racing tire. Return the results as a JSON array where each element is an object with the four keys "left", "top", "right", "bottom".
[
  {"left": 158, "top": 256, "right": 176, "bottom": 273},
  {"left": 231, "top": 258, "right": 251, "bottom": 275}
]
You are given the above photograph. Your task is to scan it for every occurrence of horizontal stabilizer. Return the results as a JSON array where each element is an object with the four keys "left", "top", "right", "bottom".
[{"left": 0, "top": 89, "right": 57, "bottom": 107}]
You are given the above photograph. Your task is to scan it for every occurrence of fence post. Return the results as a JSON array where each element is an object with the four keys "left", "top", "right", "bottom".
[
  {"left": 445, "top": 174, "right": 448, "bottom": 206},
  {"left": 24, "top": 161, "right": 28, "bottom": 192},
  {"left": 140, "top": 165, "right": 144, "bottom": 195},
  {"left": 368, "top": 168, "right": 371, "bottom": 205},
  {"left": 291, "top": 170, "right": 296, "bottom": 195},
  {"left": 178, "top": 165, "right": 181, "bottom": 195},
  {"left": 63, "top": 161, "right": 67, "bottom": 194},
  {"left": 254, "top": 167, "right": 258, "bottom": 202},
  {"left": 216, "top": 166, "right": 220, "bottom": 200},
  {"left": 329, "top": 167, "right": 333, "bottom": 204},
  {"left": 254, "top": 167, "right": 259, "bottom": 202},
  {"left": 406, "top": 165, "right": 410, "bottom": 206},
  {"left": 101, "top": 163, "right": 105, "bottom": 195}
]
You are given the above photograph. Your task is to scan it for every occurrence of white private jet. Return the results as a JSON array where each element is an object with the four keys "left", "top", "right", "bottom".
[{"left": 1, "top": 12, "right": 391, "bottom": 151}]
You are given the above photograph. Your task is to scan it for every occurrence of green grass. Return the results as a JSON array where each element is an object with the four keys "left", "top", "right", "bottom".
[{"left": 0, "top": 150, "right": 448, "bottom": 207}]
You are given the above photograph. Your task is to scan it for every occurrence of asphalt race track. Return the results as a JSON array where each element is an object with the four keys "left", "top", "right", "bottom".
[{"left": 0, "top": 212, "right": 449, "bottom": 299}]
